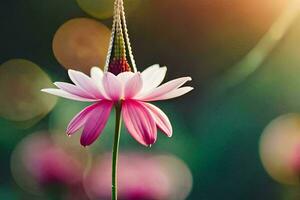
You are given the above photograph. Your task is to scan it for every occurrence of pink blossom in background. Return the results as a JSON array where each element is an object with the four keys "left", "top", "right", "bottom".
[
  {"left": 290, "top": 144, "right": 300, "bottom": 174},
  {"left": 83, "top": 152, "right": 193, "bottom": 200},
  {"left": 11, "top": 133, "right": 89, "bottom": 199},
  {"left": 23, "top": 135, "right": 83, "bottom": 186}
]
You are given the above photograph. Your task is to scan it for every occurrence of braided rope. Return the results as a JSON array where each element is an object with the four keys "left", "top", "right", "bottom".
[
  {"left": 119, "top": 0, "right": 137, "bottom": 72},
  {"left": 104, "top": 0, "right": 119, "bottom": 71},
  {"left": 104, "top": 0, "right": 136, "bottom": 72},
  {"left": 114, "top": 0, "right": 126, "bottom": 59}
]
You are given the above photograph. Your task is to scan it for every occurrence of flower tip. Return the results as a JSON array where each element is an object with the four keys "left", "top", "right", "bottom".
[
  {"left": 80, "top": 142, "right": 88, "bottom": 148},
  {"left": 68, "top": 69, "right": 78, "bottom": 77},
  {"left": 91, "top": 65, "right": 100, "bottom": 69},
  {"left": 161, "top": 66, "right": 167, "bottom": 71},
  {"left": 40, "top": 88, "right": 49, "bottom": 93},
  {"left": 152, "top": 64, "right": 160, "bottom": 68},
  {"left": 90, "top": 66, "right": 102, "bottom": 74},
  {"left": 80, "top": 138, "right": 93, "bottom": 147}
]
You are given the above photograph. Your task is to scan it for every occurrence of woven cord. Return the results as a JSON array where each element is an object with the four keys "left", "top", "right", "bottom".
[
  {"left": 104, "top": 0, "right": 136, "bottom": 72},
  {"left": 119, "top": 0, "right": 137, "bottom": 72},
  {"left": 104, "top": 0, "right": 119, "bottom": 71}
]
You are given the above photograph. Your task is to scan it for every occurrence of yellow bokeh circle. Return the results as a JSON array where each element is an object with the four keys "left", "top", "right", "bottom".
[
  {"left": 0, "top": 59, "right": 57, "bottom": 122},
  {"left": 52, "top": 18, "right": 111, "bottom": 73}
]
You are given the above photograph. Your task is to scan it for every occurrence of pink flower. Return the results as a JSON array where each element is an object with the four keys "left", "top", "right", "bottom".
[
  {"left": 290, "top": 144, "right": 300, "bottom": 174},
  {"left": 83, "top": 153, "right": 171, "bottom": 200},
  {"left": 83, "top": 153, "right": 193, "bottom": 200},
  {"left": 22, "top": 135, "right": 83, "bottom": 186},
  {"left": 42, "top": 64, "right": 193, "bottom": 146}
]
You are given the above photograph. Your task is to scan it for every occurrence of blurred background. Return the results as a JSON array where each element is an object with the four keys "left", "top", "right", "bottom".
[{"left": 2, "top": 0, "right": 300, "bottom": 199}]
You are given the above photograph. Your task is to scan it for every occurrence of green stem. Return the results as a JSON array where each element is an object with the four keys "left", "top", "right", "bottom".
[{"left": 112, "top": 104, "right": 122, "bottom": 200}]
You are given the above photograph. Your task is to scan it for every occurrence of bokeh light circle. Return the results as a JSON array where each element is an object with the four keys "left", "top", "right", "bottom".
[
  {"left": 76, "top": 0, "right": 140, "bottom": 19},
  {"left": 0, "top": 59, "right": 57, "bottom": 122},
  {"left": 260, "top": 114, "right": 300, "bottom": 185},
  {"left": 153, "top": 155, "right": 193, "bottom": 200},
  {"left": 52, "top": 18, "right": 111, "bottom": 73}
]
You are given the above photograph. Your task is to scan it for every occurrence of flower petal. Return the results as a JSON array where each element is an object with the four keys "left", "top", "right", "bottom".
[
  {"left": 140, "top": 64, "right": 160, "bottom": 77},
  {"left": 124, "top": 73, "right": 143, "bottom": 99},
  {"left": 122, "top": 100, "right": 157, "bottom": 146},
  {"left": 103, "top": 72, "right": 122, "bottom": 101},
  {"left": 90, "top": 66, "right": 103, "bottom": 80},
  {"left": 90, "top": 67, "right": 109, "bottom": 99},
  {"left": 140, "top": 77, "right": 192, "bottom": 101},
  {"left": 146, "top": 86, "right": 194, "bottom": 101},
  {"left": 54, "top": 82, "right": 95, "bottom": 99},
  {"left": 41, "top": 88, "right": 97, "bottom": 102},
  {"left": 140, "top": 65, "right": 167, "bottom": 95},
  {"left": 80, "top": 100, "right": 113, "bottom": 146},
  {"left": 68, "top": 69, "right": 103, "bottom": 99},
  {"left": 143, "top": 103, "right": 172, "bottom": 137},
  {"left": 117, "top": 71, "right": 135, "bottom": 85},
  {"left": 67, "top": 103, "right": 100, "bottom": 135}
]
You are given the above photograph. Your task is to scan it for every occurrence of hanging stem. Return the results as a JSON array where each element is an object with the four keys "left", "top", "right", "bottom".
[{"left": 112, "top": 103, "right": 122, "bottom": 200}]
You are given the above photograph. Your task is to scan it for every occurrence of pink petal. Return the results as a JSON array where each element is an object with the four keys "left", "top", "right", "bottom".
[
  {"left": 67, "top": 103, "right": 100, "bottom": 135},
  {"left": 117, "top": 71, "right": 135, "bottom": 85},
  {"left": 143, "top": 103, "right": 172, "bottom": 137},
  {"left": 54, "top": 82, "right": 95, "bottom": 99},
  {"left": 90, "top": 67, "right": 103, "bottom": 80},
  {"left": 145, "top": 86, "right": 194, "bottom": 101},
  {"left": 124, "top": 73, "right": 143, "bottom": 99},
  {"left": 80, "top": 100, "right": 113, "bottom": 146},
  {"left": 68, "top": 69, "right": 104, "bottom": 99},
  {"left": 140, "top": 65, "right": 167, "bottom": 95},
  {"left": 122, "top": 100, "right": 157, "bottom": 146},
  {"left": 90, "top": 67, "right": 108, "bottom": 99},
  {"left": 140, "top": 77, "right": 192, "bottom": 101},
  {"left": 41, "top": 88, "right": 97, "bottom": 102},
  {"left": 103, "top": 72, "right": 122, "bottom": 101}
]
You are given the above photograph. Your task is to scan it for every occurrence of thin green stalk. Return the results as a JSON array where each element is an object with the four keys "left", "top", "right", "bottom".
[{"left": 112, "top": 104, "right": 122, "bottom": 200}]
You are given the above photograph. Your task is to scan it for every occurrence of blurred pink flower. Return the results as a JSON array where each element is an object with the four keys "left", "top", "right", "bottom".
[
  {"left": 83, "top": 153, "right": 171, "bottom": 200},
  {"left": 23, "top": 135, "right": 83, "bottom": 187},
  {"left": 42, "top": 65, "right": 193, "bottom": 146},
  {"left": 290, "top": 144, "right": 300, "bottom": 174},
  {"left": 12, "top": 134, "right": 90, "bottom": 199}
]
